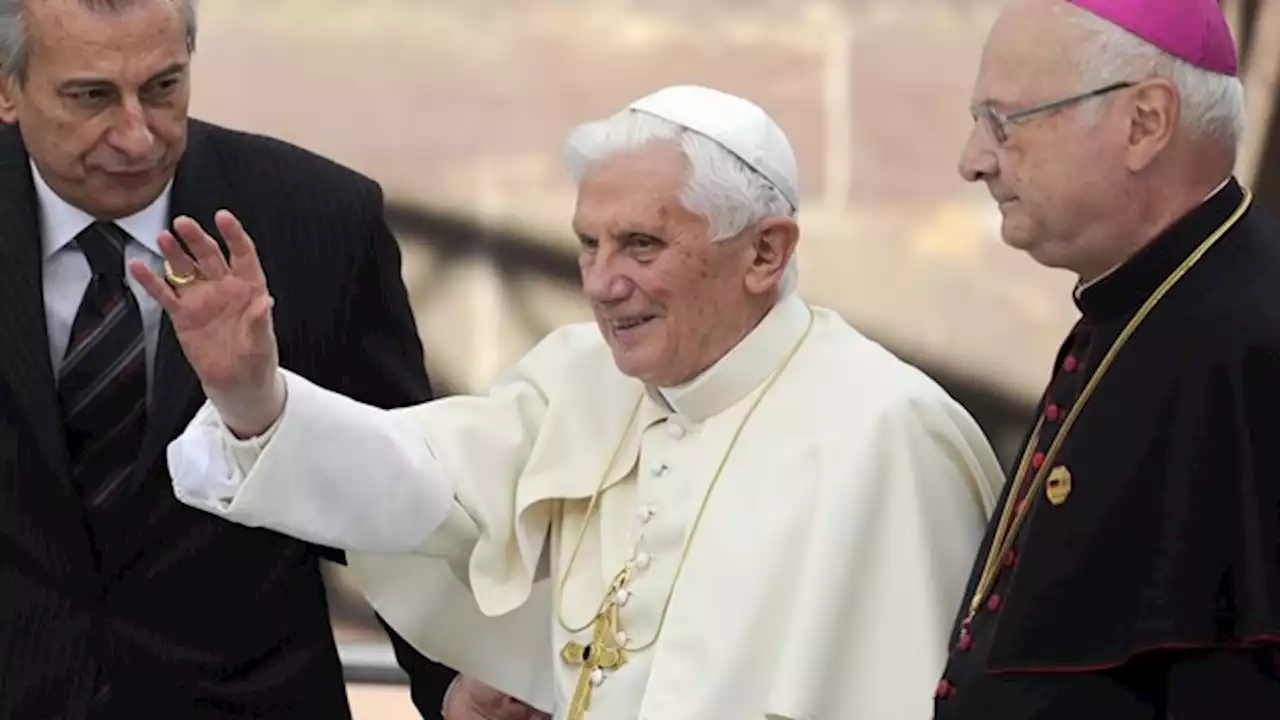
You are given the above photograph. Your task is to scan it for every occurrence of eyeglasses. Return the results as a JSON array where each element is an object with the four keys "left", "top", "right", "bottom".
[{"left": 974, "top": 81, "right": 1135, "bottom": 145}]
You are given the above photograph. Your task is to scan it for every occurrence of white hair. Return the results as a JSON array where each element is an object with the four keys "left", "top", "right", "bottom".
[
  {"left": 563, "top": 109, "right": 800, "bottom": 296},
  {"left": 1062, "top": 2, "right": 1246, "bottom": 145}
]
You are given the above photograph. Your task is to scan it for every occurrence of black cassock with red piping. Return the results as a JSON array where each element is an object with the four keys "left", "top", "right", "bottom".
[{"left": 934, "top": 178, "right": 1280, "bottom": 720}]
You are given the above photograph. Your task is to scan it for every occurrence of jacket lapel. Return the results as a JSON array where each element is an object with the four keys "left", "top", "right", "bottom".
[
  {"left": 135, "top": 123, "right": 228, "bottom": 477},
  {"left": 0, "top": 126, "right": 73, "bottom": 487}
]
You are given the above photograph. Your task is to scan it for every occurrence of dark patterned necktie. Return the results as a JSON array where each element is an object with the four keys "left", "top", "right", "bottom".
[{"left": 58, "top": 222, "right": 147, "bottom": 509}]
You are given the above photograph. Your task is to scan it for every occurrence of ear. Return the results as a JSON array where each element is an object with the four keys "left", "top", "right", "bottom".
[
  {"left": 1124, "top": 78, "right": 1179, "bottom": 172},
  {"left": 0, "top": 72, "right": 18, "bottom": 123},
  {"left": 743, "top": 216, "right": 799, "bottom": 296}
]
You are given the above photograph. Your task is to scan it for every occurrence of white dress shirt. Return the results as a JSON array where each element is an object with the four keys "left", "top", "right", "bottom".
[{"left": 33, "top": 162, "right": 171, "bottom": 392}]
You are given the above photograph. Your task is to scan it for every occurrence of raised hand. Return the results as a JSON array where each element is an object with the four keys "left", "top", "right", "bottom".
[{"left": 129, "top": 209, "right": 285, "bottom": 437}]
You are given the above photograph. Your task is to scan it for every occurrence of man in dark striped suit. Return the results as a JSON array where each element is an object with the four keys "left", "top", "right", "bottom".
[{"left": 0, "top": 0, "right": 455, "bottom": 717}]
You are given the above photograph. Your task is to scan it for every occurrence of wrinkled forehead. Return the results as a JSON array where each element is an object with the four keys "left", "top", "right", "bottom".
[
  {"left": 572, "top": 143, "right": 706, "bottom": 237},
  {"left": 25, "top": 0, "right": 189, "bottom": 73},
  {"left": 973, "top": 1, "right": 1081, "bottom": 109}
]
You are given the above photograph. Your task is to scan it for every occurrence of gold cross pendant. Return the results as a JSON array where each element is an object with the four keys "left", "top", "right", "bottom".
[
  {"left": 561, "top": 568, "right": 632, "bottom": 719},
  {"left": 561, "top": 609, "right": 627, "bottom": 719}
]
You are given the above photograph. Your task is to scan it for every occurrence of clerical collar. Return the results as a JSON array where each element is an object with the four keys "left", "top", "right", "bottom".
[
  {"left": 1074, "top": 176, "right": 1244, "bottom": 322},
  {"left": 648, "top": 292, "right": 811, "bottom": 422}
]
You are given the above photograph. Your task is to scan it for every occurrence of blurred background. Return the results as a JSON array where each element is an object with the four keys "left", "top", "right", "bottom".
[{"left": 188, "top": 1, "right": 1280, "bottom": 715}]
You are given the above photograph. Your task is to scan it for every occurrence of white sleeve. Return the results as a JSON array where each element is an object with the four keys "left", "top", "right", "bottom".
[
  {"left": 167, "top": 368, "right": 459, "bottom": 553},
  {"left": 166, "top": 332, "right": 579, "bottom": 714}
]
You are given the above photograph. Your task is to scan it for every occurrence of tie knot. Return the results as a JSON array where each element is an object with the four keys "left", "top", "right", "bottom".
[{"left": 75, "top": 222, "right": 130, "bottom": 279}]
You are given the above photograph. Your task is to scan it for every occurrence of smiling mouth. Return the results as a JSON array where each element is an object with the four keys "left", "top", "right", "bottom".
[{"left": 611, "top": 316, "right": 656, "bottom": 331}]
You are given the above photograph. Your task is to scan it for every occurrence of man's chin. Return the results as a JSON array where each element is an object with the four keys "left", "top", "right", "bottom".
[
  {"left": 1000, "top": 222, "right": 1050, "bottom": 257},
  {"left": 84, "top": 178, "right": 171, "bottom": 218},
  {"left": 606, "top": 345, "right": 664, "bottom": 385},
  {"left": 609, "top": 349, "right": 649, "bottom": 380}
]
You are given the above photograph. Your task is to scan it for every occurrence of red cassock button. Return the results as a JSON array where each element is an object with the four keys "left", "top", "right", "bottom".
[
  {"left": 1032, "top": 451, "right": 1046, "bottom": 469},
  {"left": 1004, "top": 549, "right": 1018, "bottom": 567},
  {"left": 1063, "top": 356, "right": 1079, "bottom": 372},
  {"left": 935, "top": 679, "right": 956, "bottom": 699},
  {"left": 1045, "top": 404, "right": 1060, "bottom": 422},
  {"left": 987, "top": 594, "right": 1002, "bottom": 612},
  {"left": 956, "top": 629, "right": 973, "bottom": 652}
]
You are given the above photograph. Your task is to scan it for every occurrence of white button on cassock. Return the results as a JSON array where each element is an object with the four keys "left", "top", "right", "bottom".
[
  {"left": 637, "top": 505, "right": 655, "bottom": 523},
  {"left": 633, "top": 552, "right": 651, "bottom": 569},
  {"left": 666, "top": 422, "right": 686, "bottom": 440}
]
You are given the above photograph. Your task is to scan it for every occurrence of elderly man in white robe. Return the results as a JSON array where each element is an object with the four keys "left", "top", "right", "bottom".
[{"left": 132, "top": 85, "right": 1006, "bottom": 719}]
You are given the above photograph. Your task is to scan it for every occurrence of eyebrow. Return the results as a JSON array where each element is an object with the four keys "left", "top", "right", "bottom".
[
  {"left": 574, "top": 227, "right": 669, "bottom": 243},
  {"left": 58, "top": 62, "right": 188, "bottom": 91}
]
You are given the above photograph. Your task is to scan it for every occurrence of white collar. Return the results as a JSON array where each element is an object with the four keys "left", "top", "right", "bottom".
[
  {"left": 641, "top": 292, "right": 812, "bottom": 422},
  {"left": 31, "top": 160, "right": 171, "bottom": 258}
]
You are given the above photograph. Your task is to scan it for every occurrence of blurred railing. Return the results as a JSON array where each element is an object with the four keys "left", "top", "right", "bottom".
[{"left": 340, "top": 641, "right": 410, "bottom": 686}]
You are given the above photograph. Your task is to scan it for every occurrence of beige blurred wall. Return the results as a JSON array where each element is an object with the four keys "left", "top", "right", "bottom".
[
  {"left": 190, "top": 0, "right": 1081, "bottom": 403},
  {"left": 347, "top": 685, "right": 419, "bottom": 719}
]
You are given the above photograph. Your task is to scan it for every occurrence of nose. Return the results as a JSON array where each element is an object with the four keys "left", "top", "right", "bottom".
[
  {"left": 107, "top": 98, "right": 157, "bottom": 160},
  {"left": 957, "top": 123, "right": 998, "bottom": 183},
  {"left": 581, "top": 253, "right": 633, "bottom": 305}
]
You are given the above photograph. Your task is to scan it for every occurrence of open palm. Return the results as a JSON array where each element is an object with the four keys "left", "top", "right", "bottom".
[{"left": 130, "top": 210, "right": 282, "bottom": 431}]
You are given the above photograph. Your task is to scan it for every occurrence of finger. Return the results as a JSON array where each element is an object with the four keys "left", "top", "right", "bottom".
[
  {"left": 246, "top": 292, "right": 276, "bottom": 335},
  {"left": 157, "top": 230, "right": 199, "bottom": 281},
  {"left": 214, "top": 209, "right": 265, "bottom": 282},
  {"left": 128, "top": 259, "right": 182, "bottom": 314},
  {"left": 173, "top": 215, "right": 229, "bottom": 280}
]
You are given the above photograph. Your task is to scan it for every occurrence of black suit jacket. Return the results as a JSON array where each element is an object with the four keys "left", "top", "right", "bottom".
[{"left": 0, "top": 119, "right": 454, "bottom": 719}]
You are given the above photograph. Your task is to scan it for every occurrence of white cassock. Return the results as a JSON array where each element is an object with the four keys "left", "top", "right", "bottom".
[{"left": 168, "top": 292, "right": 1005, "bottom": 719}]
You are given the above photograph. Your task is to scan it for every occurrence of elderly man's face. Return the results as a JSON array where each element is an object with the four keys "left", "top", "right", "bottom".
[
  {"left": 573, "top": 142, "right": 774, "bottom": 387},
  {"left": 957, "top": 0, "right": 1131, "bottom": 272},
  {"left": 0, "top": 0, "right": 191, "bottom": 219}
]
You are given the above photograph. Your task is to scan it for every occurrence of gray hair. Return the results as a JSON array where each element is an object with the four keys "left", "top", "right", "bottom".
[
  {"left": 1062, "top": 2, "right": 1246, "bottom": 145},
  {"left": 0, "top": 0, "right": 199, "bottom": 80},
  {"left": 563, "top": 110, "right": 800, "bottom": 296}
]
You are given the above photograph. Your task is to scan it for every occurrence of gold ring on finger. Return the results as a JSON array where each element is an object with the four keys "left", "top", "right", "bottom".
[{"left": 164, "top": 260, "right": 199, "bottom": 287}]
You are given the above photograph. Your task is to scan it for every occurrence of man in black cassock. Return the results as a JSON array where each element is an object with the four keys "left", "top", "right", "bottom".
[{"left": 937, "top": 0, "right": 1280, "bottom": 717}]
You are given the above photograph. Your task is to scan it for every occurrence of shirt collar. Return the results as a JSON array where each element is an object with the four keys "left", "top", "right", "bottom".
[
  {"left": 641, "top": 292, "right": 813, "bottom": 423},
  {"left": 31, "top": 160, "right": 171, "bottom": 258}
]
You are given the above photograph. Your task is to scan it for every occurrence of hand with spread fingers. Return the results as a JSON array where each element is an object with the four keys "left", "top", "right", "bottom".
[{"left": 129, "top": 209, "right": 284, "bottom": 438}]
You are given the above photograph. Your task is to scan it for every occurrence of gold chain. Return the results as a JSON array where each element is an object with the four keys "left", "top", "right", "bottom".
[
  {"left": 554, "top": 309, "right": 816, "bottom": 651},
  {"left": 964, "top": 188, "right": 1253, "bottom": 624}
]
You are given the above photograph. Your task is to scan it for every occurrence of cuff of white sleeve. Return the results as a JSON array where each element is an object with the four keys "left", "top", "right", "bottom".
[
  {"left": 222, "top": 408, "right": 283, "bottom": 476},
  {"left": 169, "top": 404, "right": 249, "bottom": 511}
]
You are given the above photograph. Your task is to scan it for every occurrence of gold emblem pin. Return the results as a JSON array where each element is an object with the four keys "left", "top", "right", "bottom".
[{"left": 1046, "top": 465, "right": 1072, "bottom": 505}]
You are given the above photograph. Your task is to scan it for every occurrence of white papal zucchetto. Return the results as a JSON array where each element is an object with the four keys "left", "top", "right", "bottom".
[{"left": 626, "top": 84, "right": 800, "bottom": 210}]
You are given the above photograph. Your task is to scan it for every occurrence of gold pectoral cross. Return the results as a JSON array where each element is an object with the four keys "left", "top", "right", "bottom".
[{"left": 560, "top": 569, "right": 632, "bottom": 719}]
